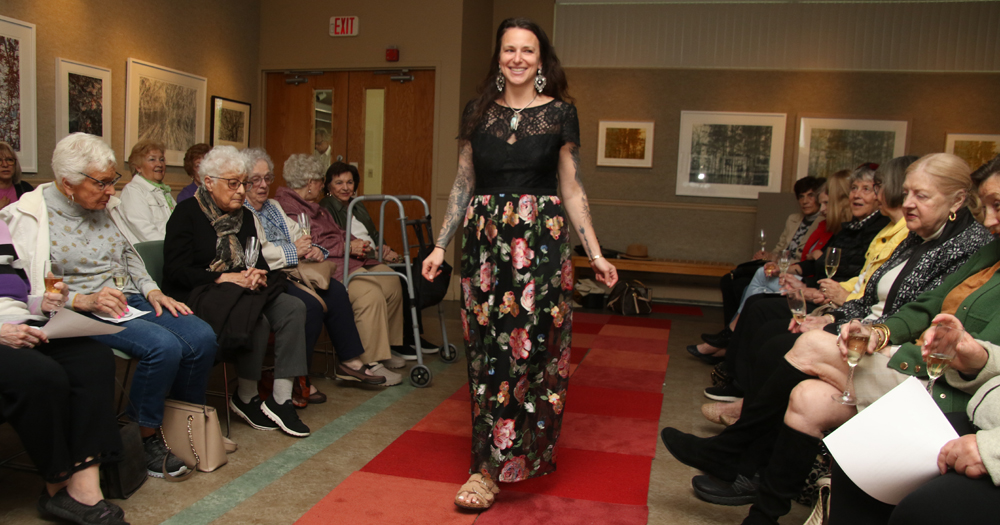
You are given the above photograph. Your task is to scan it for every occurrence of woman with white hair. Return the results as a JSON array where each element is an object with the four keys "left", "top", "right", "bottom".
[
  {"left": 115, "top": 139, "right": 173, "bottom": 243},
  {"left": 0, "top": 132, "right": 217, "bottom": 479},
  {"left": 274, "top": 154, "right": 405, "bottom": 384},
  {"left": 163, "top": 146, "right": 312, "bottom": 436}
]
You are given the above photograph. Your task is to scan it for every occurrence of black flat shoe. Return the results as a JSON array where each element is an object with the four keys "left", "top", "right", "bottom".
[
  {"left": 39, "top": 488, "right": 129, "bottom": 525},
  {"left": 692, "top": 473, "right": 759, "bottom": 506},
  {"left": 660, "top": 427, "right": 738, "bottom": 482},
  {"left": 687, "top": 344, "right": 725, "bottom": 365},
  {"left": 700, "top": 328, "right": 732, "bottom": 349}
]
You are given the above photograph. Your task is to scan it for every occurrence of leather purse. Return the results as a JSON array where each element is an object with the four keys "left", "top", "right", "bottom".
[
  {"left": 99, "top": 421, "right": 148, "bottom": 499},
  {"left": 284, "top": 260, "right": 336, "bottom": 291},
  {"left": 605, "top": 280, "right": 653, "bottom": 316},
  {"left": 160, "top": 399, "right": 234, "bottom": 478}
]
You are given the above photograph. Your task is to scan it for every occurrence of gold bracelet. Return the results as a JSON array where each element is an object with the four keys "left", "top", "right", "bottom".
[
  {"left": 873, "top": 324, "right": 891, "bottom": 351},
  {"left": 590, "top": 254, "right": 604, "bottom": 262}
]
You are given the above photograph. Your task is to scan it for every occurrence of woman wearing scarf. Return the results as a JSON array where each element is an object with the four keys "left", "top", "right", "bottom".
[
  {"left": 163, "top": 146, "right": 311, "bottom": 438},
  {"left": 115, "top": 140, "right": 175, "bottom": 243}
]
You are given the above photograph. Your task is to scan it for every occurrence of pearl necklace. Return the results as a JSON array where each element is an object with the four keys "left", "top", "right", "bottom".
[{"left": 505, "top": 92, "right": 537, "bottom": 131}]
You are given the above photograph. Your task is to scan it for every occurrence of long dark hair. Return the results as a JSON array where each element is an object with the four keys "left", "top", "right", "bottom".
[{"left": 459, "top": 17, "right": 571, "bottom": 140}]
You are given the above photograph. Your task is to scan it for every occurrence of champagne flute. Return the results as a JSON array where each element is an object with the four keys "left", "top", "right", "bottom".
[
  {"left": 786, "top": 289, "right": 807, "bottom": 324},
  {"left": 112, "top": 247, "right": 130, "bottom": 292},
  {"left": 244, "top": 237, "right": 260, "bottom": 269},
  {"left": 825, "top": 247, "right": 841, "bottom": 279},
  {"left": 756, "top": 229, "right": 767, "bottom": 257},
  {"left": 923, "top": 324, "right": 961, "bottom": 395},
  {"left": 834, "top": 319, "right": 872, "bottom": 405},
  {"left": 43, "top": 260, "right": 64, "bottom": 318},
  {"left": 777, "top": 250, "right": 792, "bottom": 276},
  {"left": 297, "top": 213, "right": 311, "bottom": 236}
]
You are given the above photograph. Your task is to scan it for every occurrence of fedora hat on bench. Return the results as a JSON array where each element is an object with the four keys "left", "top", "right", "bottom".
[{"left": 620, "top": 243, "right": 651, "bottom": 260}]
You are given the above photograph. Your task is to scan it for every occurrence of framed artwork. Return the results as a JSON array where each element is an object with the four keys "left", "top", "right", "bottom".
[
  {"left": 675, "top": 111, "right": 786, "bottom": 199},
  {"left": 945, "top": 134, "right": 1000, "bottom": 171},
  {"left": 125, "top": 58, "right": 207, "bottom": 166},
  {"left": 55, "top": 58, "right": 112, "bottom": 145},
  {"left": 0, "top": 15, "right": 37, "bottom": 173},
  {"left": 797, "top": 118, "right": 908, "bottom": 179},
  {"left": 597, "top": 120, "right": 654, "bottom": 168},
  {"left": 210, "top": 96, "right": 251, "bottom": 149}
]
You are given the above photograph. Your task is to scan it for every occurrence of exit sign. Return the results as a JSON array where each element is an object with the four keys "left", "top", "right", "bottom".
[{"left": 329, "top": 16, "right": 359, "bottom": 37}]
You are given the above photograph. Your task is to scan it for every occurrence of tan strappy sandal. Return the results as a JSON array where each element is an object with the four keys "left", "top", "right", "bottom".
[{"left": 454, "top": 473, "right": 500, "bottom": 510}]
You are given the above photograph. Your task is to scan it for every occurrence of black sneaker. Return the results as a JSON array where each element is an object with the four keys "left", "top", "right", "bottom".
[
  {"left": 704, "top": 382, "right": 744, "bottom": 402},
  {"left": 391, "top": 344, "right": 418, "bottom": 361},
  {"left": 692, "top": 473, "right": 759, "bottom": 506},
  {"left": 230, "top": 394, "right": 278, "bottom": 431},
  {"left": 39, "top": 487, "right": 130, "bottom": 525},
  {"left": 418, "top": 337, "right": 440, "bottom": 354},
  {"left": 142, "top": 433, "right": 189, "bottom": 478},
  {"left": 262, "top": 397, "right": 311, "bottom": 437}
]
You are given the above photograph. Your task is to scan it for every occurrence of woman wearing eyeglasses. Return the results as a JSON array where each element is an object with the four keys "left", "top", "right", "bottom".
[
  {"left": 116, "top": 140, "right": 175, "bottom": 243},
  {"left": 0, "top": 132, "right": 217, "bottom": 479},
  {"left": 0, "top": 142, "right": 33, "bottom": 211}
]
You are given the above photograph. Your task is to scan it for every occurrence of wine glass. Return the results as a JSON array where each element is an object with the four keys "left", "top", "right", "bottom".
[
  {"left": 825, "top": 247, "right": 841, "bottom": 279},
  {"left": 112, "top": 247, "right": 130, "bottom": 292},
  {"left": 297, "top": 213, "right": 311, "bottom": 236},
  {"left": 756, "top": 229, "right": 767, "bottom": 257},
  {"left": 777, "top": 250, "right": 792, "bottom": 276},
  {"left": 244, "top": 236, "right": 260, "bottom": 269},
  {"left": 43, "top": 260, "right": 64, "bottom": 318},
  {"left": 834, "top": 319, "right": 872, "bottom": 405},
  {"left": 923, "top": 324, "right": 961, "bottom": 395},
  {"left": 786, "top": 289, "right": 807, "bottom": 324}
]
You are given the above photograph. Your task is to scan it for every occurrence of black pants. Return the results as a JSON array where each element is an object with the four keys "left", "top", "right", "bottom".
[
  {"left": 720, "top": 260, "right": 764, "bottom": 324},
  {"left": 830, "top": 413, "right": 997, "bottom": 525},
  {"left": 0, "top": 337, "right": 122, "bottom": 483}
]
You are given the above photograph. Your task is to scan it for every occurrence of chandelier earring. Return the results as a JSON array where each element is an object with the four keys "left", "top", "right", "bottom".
[
  {"left": 534, "top": 68, "right": 547, "bottom": 93},
  {"left": 496, "top": 72, "right": 505, "bottom": 92}
]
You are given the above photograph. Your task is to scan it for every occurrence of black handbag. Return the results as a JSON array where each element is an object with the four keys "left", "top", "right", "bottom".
[
  {"left": 100, "top": 421, "right": 147, "bottom": 499},
  {"left": 605, "top": 280, "right": 653, "bottom": 315}
]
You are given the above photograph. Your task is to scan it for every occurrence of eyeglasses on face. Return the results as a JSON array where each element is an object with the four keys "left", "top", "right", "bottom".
[
  {"left": 208, "top": 176, "right": 250, "bottom": 190},
  {"left": 0, "top": 157, "right": 16, "bottom": 166},
  {"left": 78, "top": 171, "right": 123, "bottom": 191},
  {"left": 249, "top": 174, "right": 275, "bottom": 186}
]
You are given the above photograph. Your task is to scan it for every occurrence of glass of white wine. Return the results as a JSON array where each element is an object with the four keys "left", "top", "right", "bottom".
[
  {"left": 834, "top": 319, "right": 872, "bottom": 405},
  {"left": 757, "top": 229, "right": 767, "bottom": 257},
  {"left": 786, "top": 289, "right": 807, "bottom": 324},
  {"left": 297, "top": 213, "right": 311, "bottom": 236},
  {"left": 43, "top": 260, "right": 64, "bottom": 318},
  {"left": 923, "top": 324, "right": 961, "bottom": 395},
  {"left": 825, "top": 247, "right": 841, "bottom": 279},
  {"left": 112, "top": 267, "right": 129, "bottom": 292},
  {"left": 777, "top": 250, "right": 792, "bottom": 277},
  {"left": 244, "top": 236, "right": 260, "bottom": 269}
]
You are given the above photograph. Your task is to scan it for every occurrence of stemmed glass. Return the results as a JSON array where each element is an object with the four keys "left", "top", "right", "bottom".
[
  {"left": 777, "top": 250, "right": 792, "bottom": 277},
  {"left": 244, "top": 237, "right": 260, "bottom": 269},
  {"left": 834, "top": 319, "right": 872, "bottom": 405},
  {"left": 756, "top": 229, "right": 767, "bottom": 257},
  {"left": 43, "top": 260, "right": 64, "bottom": 318},
  {"left": 297, "top": 213, "right": 311, "bottom": 236},
  {"left": 786, "top": 289, "right": 807, "bottom": 324},
  {"left": 923, "top": 325, "right": 961, "bottom": 395},
  {"left": 825, "top": 247, "right": 841, "bottom": 279},
  {"left": 112, "top": 247, "right": 130, "bottom": 293}
]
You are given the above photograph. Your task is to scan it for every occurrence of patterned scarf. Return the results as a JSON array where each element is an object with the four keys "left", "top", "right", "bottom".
[
  {"left": 195, "top": 186, "right": 245, "bottom": 272},
  {"left": 145, "top": 177, "right": 177, "bottom": 211}
]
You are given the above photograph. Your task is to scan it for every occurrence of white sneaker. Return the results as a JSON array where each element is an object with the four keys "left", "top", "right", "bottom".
[
  {"left": 381, "top": 354, "right": 406, "bottom": 369},
  {"left": 367, "top": 363, "right": 402, "bottom": 386}
]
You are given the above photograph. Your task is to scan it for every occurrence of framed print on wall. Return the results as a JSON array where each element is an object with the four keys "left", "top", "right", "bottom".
[
  {"left": 945, "top": 134, "right": 1000, "bottom": 171},
  {"left": 597, "top": 120, "right": 654, "bottom": 168},
  {"left": 125, "top": 58, "right": 207, "bottom": 166},
  {"left": 797, "top": 118, "right": 908, "bottom": 179},
  {"left": 675, "top": 111, "right": 786, "bottom": 200},
  {"left": 0, "top": 15, "right": 37, "bottom": 173},
  {"left": 210, "top": 96, "right": 251, "bottom": 149},
  {"left": 56, "top": 58, "right": 112, "bottom": 145}
]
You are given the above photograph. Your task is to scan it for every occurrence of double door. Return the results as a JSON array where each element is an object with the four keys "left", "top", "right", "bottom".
[{"left": 264, "top": 69, "right": 435, "bottom": 255}]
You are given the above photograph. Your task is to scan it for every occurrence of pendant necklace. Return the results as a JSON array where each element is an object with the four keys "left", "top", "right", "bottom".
[{"left": 506, "top": 92, "right": 537, "bottom": 131}]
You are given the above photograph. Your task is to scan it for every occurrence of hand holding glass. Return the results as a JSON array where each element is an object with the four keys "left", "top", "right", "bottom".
[
  {"left": 777, "top": 250, "right": 792, "bottom": 276},
  {"left": 923, "top": 324, "right": 961, "bottom": 395},
  {"left": 297, "top": 213, "right": 311, "bottom": 236},
  {"left": 825, "top": 247, "right": 841, "bottom": 279},
  {"left": 834, "top": 319, "right": 872, "bottom": 405},
  {"left": 786, "top": 289, "right": 807, "bottom": 324},
  {"left": 43, "top": 261, "right": 64, "bottom": 318},
  {"left": 244, "top": 237, "right": 259, "bottom": 270}
]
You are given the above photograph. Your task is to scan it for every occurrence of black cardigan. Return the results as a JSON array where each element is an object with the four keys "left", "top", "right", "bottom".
[
  {"left": 797, "top": 211, "right": 889, "bottom": 286},
  {"left": 162, "top": 199, "right": 269, "bottom": 303},
  {"left": 13, "top": 180, "right": 33, "bottom": 198}
]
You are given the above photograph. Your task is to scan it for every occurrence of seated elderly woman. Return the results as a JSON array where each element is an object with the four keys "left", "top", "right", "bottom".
[
  {"left": 163, "top": 146, "right": 311, "bottom": 437},
  {"left": 0, "top": 220, "right": 127, "bottom": 525},
  {"left": 662, "top": 153, "right": 997, "bottom": 524},
  {"left": 243, "top": 148, "right": 389, "bottom": 390},
  {"left": 115, "top": 140, "right": 174, "bottom": 243},
  {"left": 321, "top": 161, "right": 440, "bottom": 356},
  {"left": 274, "top": 154, "right": 407, "bottom": 373},
  {"left": 0, "top": 141, "right": 33, "bottom": 211},
  {"left": 177, "top": 143, "right": 211, "bottom": 203},
  {"left": 0, "top": 132, "right": 217, "bottom": 479}
]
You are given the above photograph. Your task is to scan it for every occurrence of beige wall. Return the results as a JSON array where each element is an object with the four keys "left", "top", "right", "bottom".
[
  {"left": 2, "top": 0, "right": 261, "bottom": 187},
  {"left": 567, "top": 68, "right": 1000, "bottom": 264}
]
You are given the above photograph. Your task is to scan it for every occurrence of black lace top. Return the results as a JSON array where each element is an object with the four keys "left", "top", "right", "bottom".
[{"left": 465, "top": 99, "right": 580, "bottom": 195}]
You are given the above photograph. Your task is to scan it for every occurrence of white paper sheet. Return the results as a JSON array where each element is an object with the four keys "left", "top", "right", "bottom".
[
  {"left": 824, "top": 377, "right": 959, "bottom": 505},
  {"left": 94, "top": 308, "right": 150, "bottom": 324},
  {"left": 40, "top": 307, "right": 125, "bottom": 338}
]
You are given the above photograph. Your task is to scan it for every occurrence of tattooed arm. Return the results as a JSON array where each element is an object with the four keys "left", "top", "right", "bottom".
[
  {"left": 558, "top": 142, "right": 618, "bottom": 287},
  {"left": 422, "top": 140, "right": 476, "bottom": 281}
]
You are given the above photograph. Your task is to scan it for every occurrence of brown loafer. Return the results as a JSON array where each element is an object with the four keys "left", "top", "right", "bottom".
[{"left": 335, "top": 363, "right": 387, "bottom": 385}]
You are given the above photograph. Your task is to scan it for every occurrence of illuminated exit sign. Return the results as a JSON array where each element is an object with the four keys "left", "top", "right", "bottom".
[{"left": 329, "top": 16, "right": 359, "bottom": 37}]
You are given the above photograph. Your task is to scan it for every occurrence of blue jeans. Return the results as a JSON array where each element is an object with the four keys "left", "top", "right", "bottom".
[
  {"left": 734, "top": 266, "right": 803, "bottom": 316},
  {"left": 89, "top": 295, "right": 217, "bottom": 428}
]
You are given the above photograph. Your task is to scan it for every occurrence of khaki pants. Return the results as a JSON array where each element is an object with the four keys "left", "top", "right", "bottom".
[{"left": 347, "top": 264, "right": 403, "bottom": 363}]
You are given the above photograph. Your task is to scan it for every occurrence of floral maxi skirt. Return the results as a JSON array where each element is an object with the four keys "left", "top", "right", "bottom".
[{"left": 460, "top": 193, "right": 573, "bottom": 483}]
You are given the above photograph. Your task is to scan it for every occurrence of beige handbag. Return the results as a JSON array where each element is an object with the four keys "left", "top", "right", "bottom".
[
  {"left": 160, "top": 399, "right": 235, "bottom": 479},
  {"left": 284, "top": 260, "right": 337, "bottom": 312}
]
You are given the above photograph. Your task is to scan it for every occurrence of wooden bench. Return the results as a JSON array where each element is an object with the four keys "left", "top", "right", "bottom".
[{"left": 571, "top": 255, "right": 734, "bottom": 281}]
